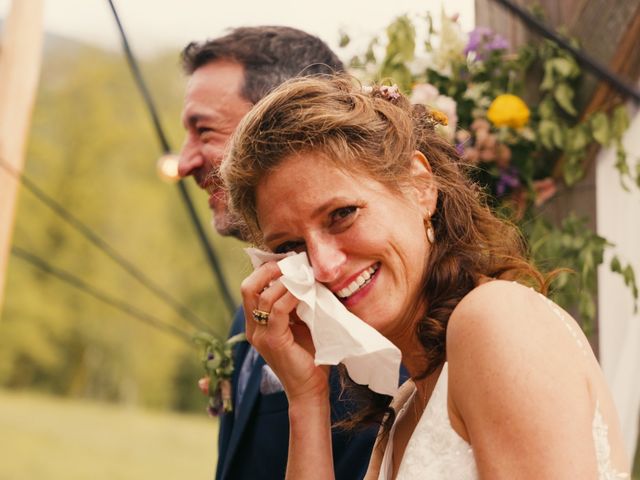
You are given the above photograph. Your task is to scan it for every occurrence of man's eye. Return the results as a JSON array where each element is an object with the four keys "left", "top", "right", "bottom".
[
  {"left": 274, "top": 241, "right": 305, "bottom": 254},
  {"left": 197, "top": 127, "right": 215, "bottom": 141}
]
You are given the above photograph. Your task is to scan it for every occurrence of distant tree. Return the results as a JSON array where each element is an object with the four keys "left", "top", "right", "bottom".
[{"left": 1, "top": 41, "right": 247, "bottom": 411}]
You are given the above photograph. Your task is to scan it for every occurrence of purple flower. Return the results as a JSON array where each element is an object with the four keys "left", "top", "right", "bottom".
[
  {"left": 496, "top": 167, "right": 520, "bottom": 196},
  {"left": 206, "top": 392, "right": 223, "bottom": 417},
  {"left": 207, "top": 404, "right": 221, "bottom": 417},
  {"left": 455, "top": 143, "right": 465, "bottom": 157},
  {"left": 465, "top": 27, "right": 509, "bottom": 59},
  {"left": 487, "top": 35, "right": 509, "bottom": 52}
]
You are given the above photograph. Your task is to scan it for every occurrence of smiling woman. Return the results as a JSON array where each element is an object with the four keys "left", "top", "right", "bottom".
[
  {"left": 220, "top": 75, "right": 630, "bottom": 479},
  {"left": 255, "top": 151, "right": 430, "bottom": 335}
]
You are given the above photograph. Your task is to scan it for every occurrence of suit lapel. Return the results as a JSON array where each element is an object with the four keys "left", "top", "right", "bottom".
[{"left": 220, "top": 354, "right": 265, "bottom": 479}]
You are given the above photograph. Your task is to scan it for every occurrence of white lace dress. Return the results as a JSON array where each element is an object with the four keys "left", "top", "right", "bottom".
[{"left": 374, "top": 362, "right": 628, "bottom": 480}]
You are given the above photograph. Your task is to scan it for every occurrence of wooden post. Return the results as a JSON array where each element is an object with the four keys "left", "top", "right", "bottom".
[{"left": 0, "top": 0, "right": 44, "bottom": 312}]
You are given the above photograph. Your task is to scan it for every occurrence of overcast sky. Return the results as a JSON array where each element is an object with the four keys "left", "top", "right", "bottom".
[{"left": 1, "top": 0, "right": 474, "bottom": 57}]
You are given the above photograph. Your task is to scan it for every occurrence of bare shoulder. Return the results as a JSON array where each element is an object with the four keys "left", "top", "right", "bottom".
[
  {"left": 446, "top": 279, "right": 593, "bottom": 421},
  {"left": 445, "top": 280, "right": 597, "bottom": 477},
  {"left": 446, "top": 279, "right": 586, "bottom": 369},
  {"left": 447, "top": 280, "right": 543, "bottom": 351}
]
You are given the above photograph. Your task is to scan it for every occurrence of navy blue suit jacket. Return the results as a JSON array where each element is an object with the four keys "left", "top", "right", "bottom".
[{"left": 215, "top": 307, "right": 377, "bottom": 480}]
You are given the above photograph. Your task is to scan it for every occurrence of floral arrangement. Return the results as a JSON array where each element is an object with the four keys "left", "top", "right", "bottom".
[
  {"left": 194, "top": 331, "right": 245, "bottom": 415},
  {"left": 342, "top": 12, "right": 638, "bottom": 330}
]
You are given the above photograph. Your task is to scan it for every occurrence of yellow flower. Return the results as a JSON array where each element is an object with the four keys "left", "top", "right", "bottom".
[
  {"left": 430, "top": 109, "right": 449, "bottom": 126},
  {"left": 487, "top": 94, "right": 530, "bottom": 128}
]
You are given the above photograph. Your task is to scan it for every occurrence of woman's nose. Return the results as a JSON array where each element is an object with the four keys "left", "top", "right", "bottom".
[{"left": 307, "top": 239, "right": 346, "bottom": 284}]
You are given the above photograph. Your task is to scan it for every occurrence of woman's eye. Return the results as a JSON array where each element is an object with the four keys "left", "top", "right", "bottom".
[
  {"left": 330, "top": 206, "right": 358, "bottom": 224},
  {"left": 274, "top": 241, "right": 304, "bottom": 254}
]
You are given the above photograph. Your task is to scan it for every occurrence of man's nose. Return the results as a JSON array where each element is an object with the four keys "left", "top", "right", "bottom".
[
  {"left": 177, "top": 140, "right": 204, "bottom": 178},
  {"left": 307, "top": 238, "right": 346, "bottom": 284}
]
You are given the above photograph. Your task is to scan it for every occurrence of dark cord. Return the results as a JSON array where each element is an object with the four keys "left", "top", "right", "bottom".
[
  {"left": 491, "top": 0, "right": 640, "bottom": 105},
  {"left": 1, "top": 157, "right": 210, "bottom": 332},
  {"left": 12, "top": 245, "right": 193, "bottom": 343},
  {"left": 106, "top": 0, "right": 237, "bottom": 316}
]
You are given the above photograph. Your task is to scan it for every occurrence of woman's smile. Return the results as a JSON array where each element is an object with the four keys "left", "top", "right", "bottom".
[{"left": 334, "top": 262, "right": 380, "bottom": 301}]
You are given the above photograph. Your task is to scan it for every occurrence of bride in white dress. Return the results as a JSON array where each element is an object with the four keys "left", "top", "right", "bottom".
[{"left": 221, "top": 75, "right": 630, "bottom": 479}]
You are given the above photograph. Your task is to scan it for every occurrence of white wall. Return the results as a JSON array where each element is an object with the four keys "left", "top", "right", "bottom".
[{"left": 596, "top": 102, "right": 640, "bottom": 464}]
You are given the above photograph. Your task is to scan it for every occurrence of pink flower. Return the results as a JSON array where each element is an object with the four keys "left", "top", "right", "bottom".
[
  {"left": 380, "top": 84, "right": 400, "bottom": 101},
  {"left": 198, "top": 377, "right": 210, "bottom": 395},
  {"left": 533, "top": 178, "right": 557, "bottom": 206}
]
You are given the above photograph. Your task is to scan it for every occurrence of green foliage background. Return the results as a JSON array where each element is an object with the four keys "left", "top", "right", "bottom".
[
  {"left": 343, "top": 14, "right": 638, "bottom": 332},
  {"left": 0, "top": 37, "right": 249, "bottom": 412}
]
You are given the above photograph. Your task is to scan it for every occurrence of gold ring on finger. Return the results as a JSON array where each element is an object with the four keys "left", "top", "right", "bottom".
[{"left": 252, "top": 309, "right": 270, "bottom": 325}]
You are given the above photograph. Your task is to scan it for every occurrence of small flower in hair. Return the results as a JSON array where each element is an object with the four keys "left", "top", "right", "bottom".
[
  {"left": 411, "top": 83, "right": 457, "bottom": 140},
  {"left": 380, "top": 84, "right": 401, "bottom": 101},
  {"left": 429, "top": 109, "right": 449, "bottom": 126}
]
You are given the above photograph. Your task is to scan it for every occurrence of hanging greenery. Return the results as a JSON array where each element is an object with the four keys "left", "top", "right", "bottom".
[{"left": 342, "top": 12, "right": 638, "bottom": 332}]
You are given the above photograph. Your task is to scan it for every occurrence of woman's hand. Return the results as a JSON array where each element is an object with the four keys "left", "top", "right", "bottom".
[
  {"left": 241, "top": 260, "right": 329, "bottom": 402},
  {"left": 242, "top": 260, "right": 336, "bottom": 480}
]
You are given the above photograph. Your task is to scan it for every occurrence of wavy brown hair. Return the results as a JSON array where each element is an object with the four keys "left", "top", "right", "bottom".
[{"left": 221, "top": 75, "right": 545, "bottom": 431}]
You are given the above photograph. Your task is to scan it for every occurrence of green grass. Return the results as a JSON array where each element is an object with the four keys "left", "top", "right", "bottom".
[
  {"left": 2, "top": 389, "right": 637, "bottom": 479},
  {"left": 0, "top": 389, "right": 218, "bottom": 480}
]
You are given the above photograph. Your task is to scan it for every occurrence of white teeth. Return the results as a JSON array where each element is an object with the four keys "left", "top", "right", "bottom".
[{"left": 336, "top": 264, "right": 379, "bottom": 299}]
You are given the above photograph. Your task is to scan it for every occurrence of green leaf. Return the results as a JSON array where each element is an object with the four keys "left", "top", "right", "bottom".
[
  {"left": 227, "top": 332, "right": 246, "bottom": 346},
  {"left": 206, "top": 355, "right": 222, "bottom": 370},
  {"left": 385, "top": 15, "right": 416, "bottom": 65},
  {"left": 538, "top": 120, "right": 557, "bottom": 150},
  {"left": 609, "top": 256, "right": 639, "bottom": 311},
  {"left": 614, "top": 146, "right": 631, "bottom": 191},
  {"left": 553, "top": 83, "right": 577, "bottom": 116},
  {"left": 590, "top": 112, "right": 610, "bottom": 146},
  {"left": 338, "top": 31, "right": 350, "bottom": 48},
  {"left": 550, "top": 57, "right": 577, "bottom": 79},
  {"left": 541, "top": 60, "right": 556, "bottom": 91},
  {"left": 538, "top": 97, "right": 556, "bottom": 120},
  {"left": 566, "top": 125, "right": 589, "bottom": 152},
  {"left": 611, "top": 105, "right": 630, "bottom": 137},
  {"left": 579, "top": 289, "right": 596, "bottom": 325},
  {"left": 364, "top": 38, "right": 379, "bottom": 64},
  {"left": 552, "top": 123, "right": 565, "bottom": 149},
  {"left": 563, "top": 153, "right": 585, "bottom": 186}
]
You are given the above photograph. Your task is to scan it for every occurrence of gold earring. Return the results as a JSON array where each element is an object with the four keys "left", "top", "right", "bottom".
[{"left": 425, "top": 209, "right": 435, "bottom": 244}]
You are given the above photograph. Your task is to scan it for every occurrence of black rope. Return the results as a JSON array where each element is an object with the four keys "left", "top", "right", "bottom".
[
  {"left": 491, "top": 0, "right": 640, "bottom": 105},
  {"left": 0, "top": 157, "right": 210, "bottom": 332},
  {"left": 11, "top": 245, "right": 193, "bottom": 343},
  {"left": 106, "top": 0, "right": 237, "bottom": 316}
]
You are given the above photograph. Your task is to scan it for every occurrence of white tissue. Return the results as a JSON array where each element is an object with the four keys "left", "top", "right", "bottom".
[{"left": 246, "top": 248, "right": 401, "bottom": 396}]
